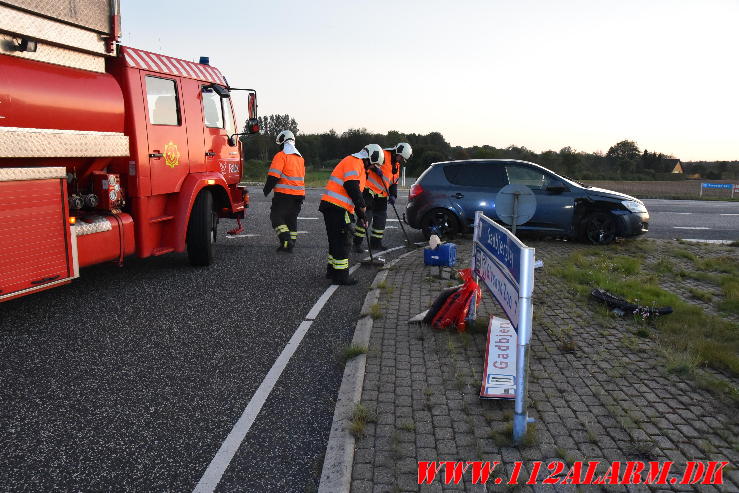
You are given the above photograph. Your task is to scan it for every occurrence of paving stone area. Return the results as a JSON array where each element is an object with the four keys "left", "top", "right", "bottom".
[{"left": 350, "top": 239, "right": 738, "bottom": 493}]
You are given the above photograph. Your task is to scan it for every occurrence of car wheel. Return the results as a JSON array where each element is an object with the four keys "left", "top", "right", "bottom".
[
  {"left": 421, "top": 209, "right": 460, "bottom": 240},
  {"left": 187, "top": 190, "right": 216, "bottom": 266},
  {"left": 583, "top": 212, "right": 616, "bottom": 245}
]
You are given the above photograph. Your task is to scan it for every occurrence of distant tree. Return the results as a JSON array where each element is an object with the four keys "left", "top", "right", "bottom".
[
  {"left": 245, "top": 114, "right": 299, "bottom": 162},
  {"left": 607, "top": 140, "right": 640, "bottom": 176}
]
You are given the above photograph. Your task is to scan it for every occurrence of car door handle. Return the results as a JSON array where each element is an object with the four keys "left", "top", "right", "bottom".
[
  {"left": 454, "top": 193, "right": 464, "bottom": 199},
  {"left": 149, "top": 152, "right": 163, "bottom": 158},
  {"left": 205, "top": 151, "right": 216, "bottom": 157}
]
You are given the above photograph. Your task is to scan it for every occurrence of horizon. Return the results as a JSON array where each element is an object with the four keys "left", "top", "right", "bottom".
[{"left": 121, "top": 0, "right": 739, "bottom": 162}]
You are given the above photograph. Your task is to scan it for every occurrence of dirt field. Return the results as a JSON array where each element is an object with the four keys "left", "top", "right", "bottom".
[{"left": 584, "top": 180, "right": 738, "bottom": 200}]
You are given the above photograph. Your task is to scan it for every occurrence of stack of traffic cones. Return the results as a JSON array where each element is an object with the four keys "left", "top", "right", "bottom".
[{"left": 425, "top": 268, "right": 482, "bottom": 332}]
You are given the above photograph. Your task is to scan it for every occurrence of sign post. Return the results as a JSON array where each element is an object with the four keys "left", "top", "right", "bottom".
[{"left": 472, "top": 211, "right": 535, "bottom": 443}]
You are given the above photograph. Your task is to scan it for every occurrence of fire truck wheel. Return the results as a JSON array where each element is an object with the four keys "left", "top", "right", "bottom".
[{"left": 187, "top": 190, "right": 216, "bottom": 266}]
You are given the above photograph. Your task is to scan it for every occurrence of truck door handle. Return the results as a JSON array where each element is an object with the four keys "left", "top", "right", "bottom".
[
  {"left": 149, "top": 152, "right": 163, "bottom": 158},
  {"left": 31, "top": 275, "right": 60, "bottom": 285},
  {"left": 454, "top": 193, "right": 464, "bottom": 199},
  {"left": 205, "top": 151, "right": 216, "bottom": 157}
]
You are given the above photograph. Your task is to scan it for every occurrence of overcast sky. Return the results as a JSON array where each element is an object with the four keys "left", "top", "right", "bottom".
[{"left": 121, "top": 0, "right": 739, "bottom": 161}]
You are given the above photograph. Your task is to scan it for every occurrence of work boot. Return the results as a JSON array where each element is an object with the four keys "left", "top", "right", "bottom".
[
  {"left": 332, "top": 269, "right": 358, "bottom": 286},
  {"left": 325, "top": 264, "right": 334, "bottom": 279},
  {"left": 285, "top": 240, "right": 295, "bottom": 253},
  {"left": 370, "top": 238, "right": 387, "bottom": 251}
]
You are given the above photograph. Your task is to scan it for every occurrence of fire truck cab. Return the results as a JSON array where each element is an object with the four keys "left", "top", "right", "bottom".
[{"left": 0, "top": 0, "right": 258, "bottom": 302}]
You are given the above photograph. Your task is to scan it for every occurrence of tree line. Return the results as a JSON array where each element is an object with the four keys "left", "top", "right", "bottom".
[{"left": 241, "top": 115, "right": 739, "bottom": 181}]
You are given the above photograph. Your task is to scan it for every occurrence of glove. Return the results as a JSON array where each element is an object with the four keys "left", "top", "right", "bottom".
[
  {"left": 356, "top": 207, "right": 367, "bottom": 226},
  {"left": 262, "top": 185, "right": 270, "bottom": 197},
  {"left": 388, "top": 195, "right": 396, "bottom": 206}
]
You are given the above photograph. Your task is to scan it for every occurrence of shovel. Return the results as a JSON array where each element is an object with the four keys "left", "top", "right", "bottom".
[{"left": 360, "top": 219, "right": 385, "bottom": 267}]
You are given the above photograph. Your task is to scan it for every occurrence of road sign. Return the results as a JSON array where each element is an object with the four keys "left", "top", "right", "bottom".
[
  {"left": 472, "top": 211, "right": 536, "bottom": 443},
  {"left": 481, "top": 316, "right": 517, "bottom": 399},
  {"left": 495, "top": 184, "right": 536, "bottom": 234},
  {"left": 701, "top": 183, "right": 733, "bottom": 190},
  {"left": 472, "top": 213, "right": 534, "bottom": 332}
]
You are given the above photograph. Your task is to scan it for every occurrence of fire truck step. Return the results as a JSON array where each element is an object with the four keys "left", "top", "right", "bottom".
[
  {"left": 150, "top": 215, "right": 174, "bottom": 223},
  {"left": 152, "top": 247, "right": 175, "bottom": 256}
]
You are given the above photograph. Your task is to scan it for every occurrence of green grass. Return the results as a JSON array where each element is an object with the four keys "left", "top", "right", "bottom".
[
  {"left": 241, "top": 161, "right": 331, "bottom": 187},
  {"left": 369, "top": 303, "right": 383, "bottom": 320},
  {"left": 719, "top": 278, "right": 739, "bottom": 315},
  {"left": 687, "top": 287, "right": 713, "bottom": 303},
  {"left": 552, "top": 249, "right": 739, "bottom": 378},
  {"left": 340, "top": 344, "right": 368, "bottom": 364},
  {"left": 349, "top": 404, "right": 377, "bottom": 438}
]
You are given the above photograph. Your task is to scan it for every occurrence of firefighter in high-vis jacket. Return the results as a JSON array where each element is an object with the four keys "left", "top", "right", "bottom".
[
  {"left": 319, "top": 144, "right": 384, "bottom": 285},
  {"left": 353, "top": 142, "right": 413, "bottom": 252},
  {"left": 263, "top": 130, "right": 305, "bottom": 252}
]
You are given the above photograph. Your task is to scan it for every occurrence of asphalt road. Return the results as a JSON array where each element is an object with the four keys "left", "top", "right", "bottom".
[
  {"left": 0, "top": 190, "right": 417, "bottom": 493},
  {"left": 0, "top": 192, "right": 733, "bottom": 492},
  {"left": 642, "top": 199, "right": 738, "bottom": 241}
]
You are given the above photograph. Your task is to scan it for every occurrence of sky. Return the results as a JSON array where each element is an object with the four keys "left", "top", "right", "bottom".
[{"left": 121, "top": 0, "right": 739, "bottom": 161}]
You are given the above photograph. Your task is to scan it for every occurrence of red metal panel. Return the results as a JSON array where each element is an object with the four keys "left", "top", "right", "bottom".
[
  {"left": 0, "top": 54, "right": 124, "bottom": 133},
  {"left": 0, "top": 178, "right": 71, "bottom": 297},
  {"left": 77, "top": 214, "right": 135, "bottom": 267}
]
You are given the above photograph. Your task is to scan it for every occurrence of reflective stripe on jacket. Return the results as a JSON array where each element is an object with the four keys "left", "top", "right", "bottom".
[
  {"left": 268, "top": 151, "right": 306, "bottom": 196},
  {"left": 321, "top": 156, "right": 366, "bottom": 213},
  {"left": 365, "top": 150, "right": 398, "bottom": 197}
]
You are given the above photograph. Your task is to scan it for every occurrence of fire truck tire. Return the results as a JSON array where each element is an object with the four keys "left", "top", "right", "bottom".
[{"left": 187, "top": 190, "right": 216, "bottom": 266}]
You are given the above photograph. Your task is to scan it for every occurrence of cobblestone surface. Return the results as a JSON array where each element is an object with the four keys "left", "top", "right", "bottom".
[{"left": 350, "top": 238, "right": 738, "bottom": 492}]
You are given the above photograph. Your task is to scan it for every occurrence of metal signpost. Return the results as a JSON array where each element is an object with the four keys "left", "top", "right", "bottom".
[{"left": 472, "top": 211, "right": 535, "bottom": 443}]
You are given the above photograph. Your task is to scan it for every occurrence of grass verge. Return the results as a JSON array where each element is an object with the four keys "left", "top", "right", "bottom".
[{"left": 551, "top": 247, "right": 739, "bottom": 379}]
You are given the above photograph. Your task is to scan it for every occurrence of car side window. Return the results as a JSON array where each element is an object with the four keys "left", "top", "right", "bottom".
[
  {"left": 444, "top": 164, "right": 507, "bottom": 188},
  {"left": 505, "top": 165, "right": 549, "bottom": 190},
  {"left": 145, "top": 76, "right": 180, "bottom": 126}
]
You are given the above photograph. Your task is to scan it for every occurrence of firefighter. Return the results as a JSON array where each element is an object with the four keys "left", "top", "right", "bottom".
[
  {"left": 263, "top": 130, "right": 305, "bottom": 252},
  {"left": 319, "top": 144, "right": 384, "bottom": 285},
  {"left": 353, "top": 142, "right": 413, "bottom": 252}
]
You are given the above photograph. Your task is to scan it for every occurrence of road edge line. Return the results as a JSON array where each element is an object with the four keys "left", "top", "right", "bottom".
[{"left": 318, "top": 248, "right": 417, "bottom": 493}]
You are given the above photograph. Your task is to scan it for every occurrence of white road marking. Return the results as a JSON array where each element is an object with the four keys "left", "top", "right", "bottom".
[
  {"left": 681, "top": 239, "right": 736, "bottom": 244},
  {"left": 386, "top": 226, "right": 398, "bottom": 229},
  {"left": 363, "top": 245, "right": 406, "bottom": 260},
  {"left": 673, "top": 227, "right": 710, "bottom": 230},
  {"left": 297, "top": 231, "right": 309, "bottom": 234},
  {"left": 720, "top": 213, "right": 739, "bottom": 216},
  {"left": 225, "top": 234, "right": 261, "bottom": 238},
  {"left": 298, "top": 217, "right": 319, "bottom": 220},
  {"left": 386, "top": 218, "right": 399, "bottom": 222},
  {"left": 664, "top": 212, "right": 692, "bottom": 215},
  {"left": 193, "top": 263, "right": 361, "bottom": 493}
]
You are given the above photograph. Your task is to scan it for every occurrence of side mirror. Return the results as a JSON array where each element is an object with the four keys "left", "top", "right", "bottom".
[
  {"left": 227, "top": 135, "right": 237, "bottom": 147},
  {"left": 245, "top": 118, "right": 260, "bottom": 134},
  {"left": 206, "top": 84, "right": 230, "bottom": 99}
]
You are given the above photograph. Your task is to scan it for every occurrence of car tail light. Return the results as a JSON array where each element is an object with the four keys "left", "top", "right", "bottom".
[{"left": 409, "top": 183, "right": 424, "bottom": 200}]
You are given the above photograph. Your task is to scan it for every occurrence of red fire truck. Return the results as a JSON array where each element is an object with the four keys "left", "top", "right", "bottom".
[{"left": 0, "top": 1, "right": 259, "bottom": 302}]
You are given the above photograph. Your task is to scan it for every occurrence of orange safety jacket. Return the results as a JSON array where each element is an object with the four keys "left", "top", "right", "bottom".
[
  {"left": 365, "top": 149, "right": 399, "bottom": 197},
  {"left": 268, "top": 151, "right": 306, "bottom": 196},
  {"left": 321, "top": 156, "right": 366, "bottom": 213}
]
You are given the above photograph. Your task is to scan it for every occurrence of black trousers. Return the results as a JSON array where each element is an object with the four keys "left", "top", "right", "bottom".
[
  {"left": 353, "top": 191, "right": 387, "bottom": 244},
  {"left": 270, "top": 193, "right": 303, "bottom": 244},
  {"left": 320, "top": 201, "right": 351, "bottom": 271}
]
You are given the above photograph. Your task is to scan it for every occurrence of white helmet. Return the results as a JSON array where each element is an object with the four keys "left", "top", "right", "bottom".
[
  {"left": 394, "top": 142, "right": 412, "bottom": 162},
  {"left": 276, "top": 130, "right": 295, "bottom": 145},
  {"left": 363, "top": 144, "right": 384, "bottom": 166}
]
